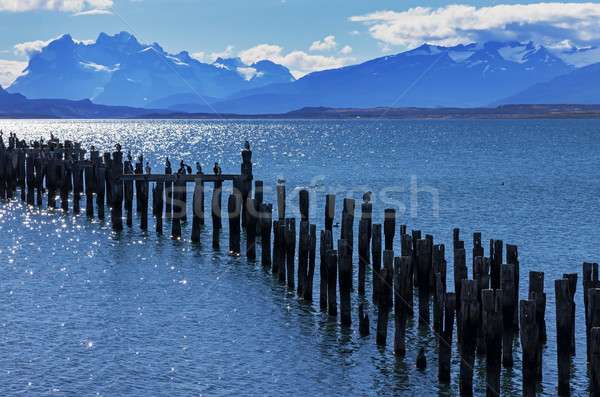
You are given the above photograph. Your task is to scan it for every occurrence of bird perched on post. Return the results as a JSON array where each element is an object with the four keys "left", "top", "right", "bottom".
[
  {"left": 138, "top": 154, "right": 143, "bottom": 164},
  {"left": 127, "top": 150, "right": 132, "bottom": 162},
  {"left": 186, "top": 163, "right": 192, "bottom": 174},
  {"left": 145, "top": 162, "right": 151, "bottom": 174},
  {"left": 196, "top": 162, "right": 202, "bottom": 174},
  {"left": 213, "top": 162, "right": 222, "bottom": 175},
  {"left": 115, "top": 143, "right": 122, "bottom": 152},
  {"left": 178, "top": 160, "right": 185, "bottom": 175},
  {"left": 244, "top": 140, "right": 250, "bottom": 150},
  {"left": 363, "top": 191, "right": 372, "bottom": 203},
  {"left": 165, "top": 156, "right": 171, "bottom": 169}
]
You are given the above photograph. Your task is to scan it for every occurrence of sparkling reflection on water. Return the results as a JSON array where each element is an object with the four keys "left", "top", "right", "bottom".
[{"left": 1, "top": 119, "right": 599, "bottom": 395}]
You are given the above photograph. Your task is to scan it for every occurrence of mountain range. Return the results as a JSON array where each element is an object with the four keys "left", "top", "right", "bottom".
[{"left": 3, "top": 32, "right": 600, "bottom": 116}]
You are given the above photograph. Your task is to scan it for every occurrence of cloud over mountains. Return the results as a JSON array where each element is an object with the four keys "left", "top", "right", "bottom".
[
  {"left": 351, "top": 3, "right": 600, "bottom": 50},
  {"left": 0, "top": 0, "right": 112, "bottom": 14}
]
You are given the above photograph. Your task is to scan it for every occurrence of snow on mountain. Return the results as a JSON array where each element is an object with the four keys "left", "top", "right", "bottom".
[{"left": 7, "top": 32, "right": 296, "bottom": 107}]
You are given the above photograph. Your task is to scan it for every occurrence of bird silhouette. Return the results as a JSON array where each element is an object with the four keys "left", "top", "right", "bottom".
[
  {"left": 277, "top": 178, "right": 286, "bottom": 184},
  {"left": 145, "top": 162, "right": 151, "bottom": 174},
  {"left": 196, "top": 162, "right": 202, "bottom": 174},
  {"left": 363, "top": 191, "right": 372, "bottom": 203},
  {"left": 186, "top": 163, "right": 192, "bottom": 174},
  {"left": 165, "top": 156, "right": 171, "bottom": 169},
  {"left": 244, "top": 140, "right": 250, "bottom": 150},
  {"left": 127, "top": 150, "right": 132, "bottom": 162},
  {"left": 213, "top": 162, "right": 222, "bottom": 175},
  {"left": 115, "top": 143, "right": 122, "bottom": 152}
]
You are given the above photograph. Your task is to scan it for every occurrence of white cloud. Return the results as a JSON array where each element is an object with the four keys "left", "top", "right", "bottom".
[
  {"left": 13, "top": 37, "right": 58, "bottom": 57},
  {"left": 350, "top": 3, "right": 600, "bottom": 49},
  {"left": 191, "top": 45, "right": 235, "bottom": 63},
  {"left": 310, "top": 35, "right": 337, "bottom": 52},
  {"left": 340, "top": 45, "right": 352, "bottom": 54},
  {"left": 0, "top": 59, "right": 27, "bottom": 87},
  {"left": 238, "top": 44, "right": 354, "bottom": 79},
  {"left": 0, "top": 0, "right": 113, "bottom": 14},
  {"left": 349, "top": 30, "right": 360, "bottom": 36}
]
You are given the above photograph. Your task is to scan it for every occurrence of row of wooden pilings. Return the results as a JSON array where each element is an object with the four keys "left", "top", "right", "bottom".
[{"left": 1, "top": 139, "right": 600, "bottom": 396}]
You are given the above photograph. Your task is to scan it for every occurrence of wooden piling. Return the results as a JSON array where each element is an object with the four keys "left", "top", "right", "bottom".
[
  {"left": 359, "top": 303, "right": 370, "bottom": 336},
  {"left": 59, "top": 160, "right": 69, "bottom": 213},
  {"left": 376, "top": 265, "right": 392, "bottom": 346},
  {"left": 260, "top": 204, "right": 272, "bottom": 266},
  {"left": 338, "top": 239, "right": 352, "bottom": 326},
  {"left": 474, "top": 256, "right": 490, "bottom": 354},
  {"left": 473, "top": 232, "right": 483, "bottom": 268},
  {"left": 590, "top": 327, "right": 600, "bottom": 397},
  {"left": 383, "top": 209, "right": 395, "bottom": 251},
  {"left": 529, "top": 271, "right": 547, "bottom": 345},
  {"left": 372, "top": 224, "right": 382, "bottom": 304},
  {"left": 228, "top": 194, "right": 241, "bottom": 253},
  {"left": 211, "top": 183, "right": 221, "bottom": 248},
  {"left": 341, "top": 198, "right": 355, "bottom": 249},
  {"left": 454, "top": 246, "right": 467, "bottom": 339},
  {"left": 139, "top": 180, "right": 149, "bottom": 230},
  {"left": 438, "top": 292, "right": 455, "bottom": 383},
  {"left": 563, "top": 273, "right": 577, "bottom": 356},
  {"left": 96, "top": 164, "right": 105, "bottom": 219},
  {"left": 304, "top": 224, "right": 317, "bottom": 302},
  {"left": 276, "top": 185, "right": 285, "bottom": 221},
  {"left": 286, "top": 218, "right": 296, "bottom": 289},
  {"left": 400, "top": 233, "right": 414, "bottom": 314},
  {"left": 501, "top": 263, "right": 516, "bottom": 367},
  {"left": 327, "top": 249, "right": 338, "bottom": 317},
  {"left": 361, "top": 201, "right": 372, "bottom": 263},
  {"left": 459, "top": 279, "right": 480, "bottom": 396},
  {"left": 278, "top": 222, "right": 287, "bottom": 282},
  {"left": 110, "top": 151, "right": 123, "bottom": 230},
  {"left": 417, "top": 239, "right": 431, "bottom": 325},
  {"left": 155, "top": 179, "right": 163, "bottom": 234},
  {"left": 190, "top": 179, "right": 203, "bottom": 242},
  {"left": 245, "top": 198, "right": 256, "bottom": 259},
  {"left": 325, "top": 193, "right": 335, "bottom": 232},
  {"left": 297, "top": 220, "right": 309, "bottom": 296},
  {"left": 482, "top": 289, "right": 502, "bottom": 397},
  {"left": 490, "top": 239, "right": 503, "bottom": 290},
  {"left": 25, "top": 154, "right": 34, "bottom": 206},
  {"left": 507, "top": 244, "right": 520, "bottom": 331},
  {"left": 394, "top": 256, "right": 412, "bottom": 356},
  {"left": 589, "top": 288, "right": 600, "bottom": 364},
  {"left": 555, "top": 278, "right": 573, "bottom": 396},
  {"left": 411, "top": 229, "right": 421, "bottom": 285},
  {"left": 299, "top": 189, "right": 309, "bottom": 222},
  {"left": 358, "top": 219, "right": 368, "bottom": 295},
  {"left": 124, "top": 169, "right": 133, "bottom": 227},
  {"left": 319, "top": 230, "right": 333, "bottom": 310},
  {"left": 520, "top": 299, "right": 540, "bottom": 396}
]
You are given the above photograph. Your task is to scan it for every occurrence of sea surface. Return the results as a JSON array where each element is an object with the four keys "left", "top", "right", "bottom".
[{"left": 1, "top": 119, "right": 599, "bottom": 396}]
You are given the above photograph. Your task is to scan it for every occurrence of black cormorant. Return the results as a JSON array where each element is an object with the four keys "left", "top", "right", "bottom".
[
  {"left": 196, "top": 162, "right": 202, "bottom": 174},
  {"left": 244, "top": 140, "right": 250, "bottom": 150},
  {"left": 145, "top": 162, "right": 151, "bottom": 174}
]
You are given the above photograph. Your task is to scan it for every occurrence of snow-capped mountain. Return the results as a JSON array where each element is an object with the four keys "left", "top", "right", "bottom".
[
  {"left": 199, "top": 41, "right": 576, "bottom": 113},
  {"left": 7, "top": 32, "right": 295, "bottom": 107}
]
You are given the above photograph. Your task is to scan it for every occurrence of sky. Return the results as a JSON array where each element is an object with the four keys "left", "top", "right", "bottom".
[{"left": 0, "top": 0, "right": 600, "bottom": 86}]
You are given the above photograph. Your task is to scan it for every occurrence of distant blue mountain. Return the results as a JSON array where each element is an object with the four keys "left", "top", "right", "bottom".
[
  {"left": 203, "top": 42, "right": 577, "bottom": 113},
  {"left": 7, "top": 32, "right": 295, "bottom": 108},
  {"left": 491, "top": 62, "right": 600, "bottom": 105},
  {"left": 6, "top": 35, "right": 600, "bottom": 113}
]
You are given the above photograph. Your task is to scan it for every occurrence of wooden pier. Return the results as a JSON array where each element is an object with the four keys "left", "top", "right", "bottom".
[{"left": 1, "top": 134, "right": 600, "bottom": 396}]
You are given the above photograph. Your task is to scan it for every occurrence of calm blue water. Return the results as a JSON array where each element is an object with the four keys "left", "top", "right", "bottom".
[{"left": 1, "top": 119, "right": 599, "bottom": 396}]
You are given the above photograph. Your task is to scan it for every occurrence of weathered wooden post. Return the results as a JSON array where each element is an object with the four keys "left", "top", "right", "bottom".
[
  {"left": 520, "top": 299, "right": 539, "bottom": 396},
  {"left": 228, "top": 194, "right": 241, "bottom": 254},
  {"left": 433, "top": 244, "right": 447, "bottom": 333},
  {"left": 417, "top": 239, "right": 431, "bottom": 325},
  {"left": 501, "top": 263, "right": 516, "bottom": 367},
  {"left": 372, "top": 224, "right": 382, "bottom": 304},
  {"left": 338, "top": 239, "right": 352, "bottom": 326},
  {"left": 59, "top": 158, "right": 69, "bottom": 213},
  {"left": 376, "top": 256, "right": 393, "bottom": 346},
  {"left": 412, "top": 229, "right": 421, "bottom": 285},
  {"left": 111, "top": 151, "right": 124, "bottom": 230},
  {"left": 304, "top": 224, "right": 317, "bottom": 302},
  {"left": 361, "top": 200, "right": 372, "bottom": 263},
  {"left": 491, "top": 239, "right": 503, "bottom": 290},
  {"left": 278, "top": 221, "right": 286, "bottom": 282},
  {"left": 211, "top": 182, "right": 221, "bottom": 248},
  {"left": 35, "top": 154, "right": 44, "bottom": 207},
  {"left": 529, "top": 271, "right": 547, "bottom": 345},
  {"left": 401, "top": 233, "right": 414, "bottom": 314},
  {"left": 297, "top": 220, "right": 309, "bottom": 296},
  {"left": 73, "top": 160, "right": 83, "bottom": 214},
  {"left": 327, "top": 249, "right": 338, "bottom": 317},
  {"left": 482, "top": 289, "right": 502, "bottom": 397},
  {"left": 589, "top": 288, "right": 600, "bottom": 364},
  {"left": 276, "top": 185, "right": 285, "bottom": 221},
  {"left": 454, "top": 246, "right": 467, "bottom": 338},
  {"left": 260, "top": 203, "right": 272, "bottom": 267},
  {"left": 341, "top": 198, "right": 355, "bottom": 251},
  {"left": 155, "top": 178, "right": 164, "bottom": 234},
  {"left": 474, "top": 256, "right": 490, "bottom": 354},
  {"left": 555, "top": 278, "right": 573, "bottom": 396},
  {"left": 584, "top": 263, "right": 600, "bottom": 360},
  {"left": 172, "top": 180, "right": 184, "bottom": 240},
  {"left": 383, "top": 209, "right": 395, "bottom": 251},
  {"left": 438, "top": 292, "right": 456, "bottom": 383},
  {"left": 394, "top": 256, "right": 412, "bottom": 356},
  {"left": 164, "top": 160, "right": 172, "bottom": 219},
  {"left": 507, "top": 244, "right": 520, "bottom": 331},
  {"left": 358, "top": 219, "right": 368, "bottom": 295},
  {"left": 299, "top": 189, "right": 309, "bottom": 222},
  {"left": 25, "top": 153, "right": 34, "bottom": 206},
  {"left": 191, "top": 178, "right": 203, "bottom": 242},
  {"left": 272, "top": 220, "right": 280, "bottom": 274},
  {"left": 140, "top": 179, "right": 149, "bottom": 230},
  {"left": 124, "top": 164, "right": 133, "bottom": 227},
  {"left": 285, "top": 218, "right": 296, "bottom": 289},
  {"left": 459, "top": 279, "right": 480, "bottom": 396},
  {"left": 319, "top": 230, "right": 332, "bottom": 310},
  {"left": 103, "top": 152, "right": 112, "bottom": 209},
  {"left": 473, "top": 232, "right": 483, "bottom": 268},
  {"left": 590, "top": 327, "right": 600, "bottom": 397},
  {"left": 240, "top": 147, "right": 253, "bottom": 229},
  {"left": 96, "top": 163, "right": 105, "bottom": 219},
  {"left": 359, "top": 304, "right": 370, "bottom": 336},
  {"left": 245, "top": 198, "right": 256, "bottom": 259},
  {"left": 562, "top": 272, "right": 577, "bottom": 356},
  {"left": 254, "top": 181, "right": 263, "bottom": 232},
  {"left": 18, "top": 149, "right": 25, "bottom": 202},
  {"left": 325, "top": 194, "right": 335, "bottom": 232},
  {"left": 0, "top": 148, "right": 6, "bottom": 199}
]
